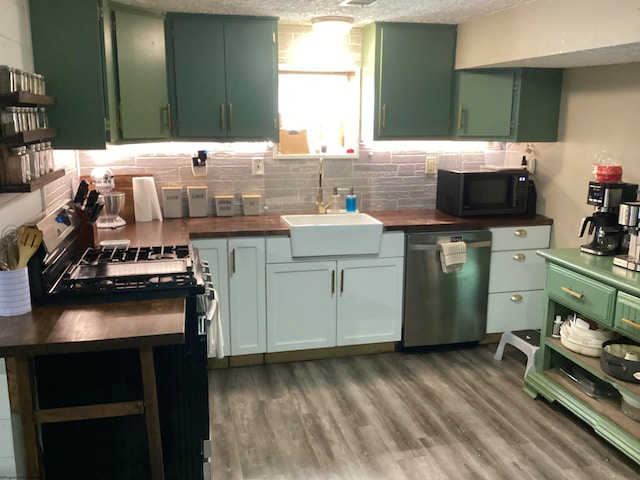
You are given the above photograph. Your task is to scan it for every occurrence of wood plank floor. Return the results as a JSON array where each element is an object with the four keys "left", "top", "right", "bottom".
[{"left": 209, "top": 344, "right": 640, "bottom": 479}]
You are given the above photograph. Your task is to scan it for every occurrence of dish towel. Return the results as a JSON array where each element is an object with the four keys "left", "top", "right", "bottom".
[
  {"left": 439, "top": 241, "right": 467, "bottom": 273},
  {"left": 207, "top": 290, "right": 225, "bottom": 359}
]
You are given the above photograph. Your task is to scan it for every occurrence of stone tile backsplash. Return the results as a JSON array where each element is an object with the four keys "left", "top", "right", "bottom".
[{"left": 78, "top": 144, "right": 490, "bottom": 217}]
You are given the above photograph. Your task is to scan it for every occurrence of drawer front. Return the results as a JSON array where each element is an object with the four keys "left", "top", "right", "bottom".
[
  {"left": 486, "top": 290, "right": 545, "bottom": 333},
  {"left": 490, "top": 225, "right": 551, "bottom": 252},
  {"left": 489, "top": 249, "right": 546, "bottom": 293},
  {"left": 615, "top": 291, "right": 640, "bottom": 342},
  {"left": 546, "top": 263, "right": 616, "bottom": 325}
]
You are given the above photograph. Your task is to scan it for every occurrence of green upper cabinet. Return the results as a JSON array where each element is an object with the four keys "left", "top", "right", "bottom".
[
  {"left": 29, "top": 0, "right": 113, "bottom": 149},
  {"left": 361, "top": 22, "right": 456, "bottom": 141},
  {"left": 454, "top": 68, "right": 563, "bottom": 141},
  {"left": 166, "top": 14, "right": 279, "bottom": 141},
  {"left": 111, "top": 6, "right": 170, "bottom": 140}
]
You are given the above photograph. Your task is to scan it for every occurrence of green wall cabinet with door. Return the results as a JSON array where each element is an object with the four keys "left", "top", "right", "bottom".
[
  {"left": 29, "top": 0, "right": 114, "bottom": 148},
  {"left": 29, "top": 1, "right": 170, "bottom": 148},
  {"left": 111, "top": 5, "right": 171, "bottom": 141},
  {"left": 166, "top": 14, "right": 279, "bottom": 141},
  {"left": 453, "top": 68, "right": 563, "bottom": 141},
  {"left": 361, "top": 22, "right": 457, "bottom": 141}
]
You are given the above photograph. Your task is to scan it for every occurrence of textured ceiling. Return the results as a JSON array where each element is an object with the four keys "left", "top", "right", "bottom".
[{"left": 118, "top": 0, "right": 534, "bottom": 26}]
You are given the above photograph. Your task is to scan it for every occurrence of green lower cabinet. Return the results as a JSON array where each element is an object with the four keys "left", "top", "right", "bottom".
[
  {"left": 112, "top": 6, "right": 170, "bottom": 140},
  {"left": 167, "top": 14, "right": 278, "bottom": 141},
  {"left": 527, "top": 250, "right": 640, "bottom": 466},
  {"left": 361, "top": 22, "right": 456, "bottom": 140},
  {"left": 454, "top": 68, "right": 563, "bottom": 141}
]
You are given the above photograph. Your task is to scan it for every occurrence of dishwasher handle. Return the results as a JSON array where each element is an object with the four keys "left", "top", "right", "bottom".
[{"left": 408, "top": 240, "right": 491, "bottom": 251}]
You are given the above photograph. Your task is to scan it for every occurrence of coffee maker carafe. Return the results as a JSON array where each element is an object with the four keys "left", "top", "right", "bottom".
[{"left": 579, "top": 181, "right": 637, "bottom": 255}]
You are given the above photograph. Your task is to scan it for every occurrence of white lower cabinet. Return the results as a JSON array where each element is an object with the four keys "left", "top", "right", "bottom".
[
  {"left": 486, "top": 225, "right": 551, "bottom": 333},
  {"left": 192, "top": 237, "right": 266, "bottom": 356},
  {"left": 266, "top": 232, "right": 404, "bottom": 353}
]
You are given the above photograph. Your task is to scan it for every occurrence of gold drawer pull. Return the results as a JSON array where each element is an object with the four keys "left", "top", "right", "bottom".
[
  {"left": 514, "top": 229, "right": 527, "bottom": 237},
  {"left": 561, "top": 286, "right": 584, "bottom": 299},
  {"left": 510, "top": 294, "right": 523, "bottom": 302},
  {"left": 512, "top": 253, "right": 526, "bottom": 261},
  {"left": 622, "top": 318, "right": 640, "bottom": 329}
]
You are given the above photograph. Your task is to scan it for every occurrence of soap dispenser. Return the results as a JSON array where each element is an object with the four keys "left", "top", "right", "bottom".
[
  {"left": 328, "top": 187, "right": 341, "bottom": 213},
  {"left": 346, "top": 187, "right": 357, "bottom": 213}
]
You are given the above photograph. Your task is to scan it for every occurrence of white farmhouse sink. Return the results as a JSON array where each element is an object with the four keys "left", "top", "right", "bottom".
[{"left": 281, "top": 213, "right": 384, "bottom": 257}]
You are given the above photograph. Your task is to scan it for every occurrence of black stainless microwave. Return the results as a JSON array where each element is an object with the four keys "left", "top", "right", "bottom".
[{"left": 436, "top": 168, "right": 529, "bottom": 216}]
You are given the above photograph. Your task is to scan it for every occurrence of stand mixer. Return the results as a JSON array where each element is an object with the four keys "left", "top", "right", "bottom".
[
  {"left": 579, "top": 181, "right": 637, "bottom": 255},
  {"left": 614, "top": 202, "right": 640, "bottom": 271},
  {"left": 90, "top": 167, "right": 126, "bottom": 229}
]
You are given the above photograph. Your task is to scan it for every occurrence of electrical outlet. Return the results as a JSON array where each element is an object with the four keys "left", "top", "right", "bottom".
[
  {"left": 426, "top": 155, "right": 437, "bottom": 175},
  {"left": 252, "top": 158, "right": 264, "bottom": 176}
]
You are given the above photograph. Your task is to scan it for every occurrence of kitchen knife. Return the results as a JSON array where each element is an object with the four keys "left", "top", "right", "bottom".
[
  {"left": 88, "top": 202, "right": 104, "bottom": 224},
  {"left": 73, "top": 180, "right": 89, "bottom": 206},
  {"left": 84, "top": 189, "right": 99, "bottom": 211}
]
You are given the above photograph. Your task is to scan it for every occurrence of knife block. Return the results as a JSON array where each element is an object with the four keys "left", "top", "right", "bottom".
[{"left": 74, "top": 207, "right": 97, "bottom": 249}]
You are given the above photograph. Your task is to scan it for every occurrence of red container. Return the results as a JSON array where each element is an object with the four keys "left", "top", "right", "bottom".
[{"left": 594, "top": 164, "right": 623, "bottom": 183}]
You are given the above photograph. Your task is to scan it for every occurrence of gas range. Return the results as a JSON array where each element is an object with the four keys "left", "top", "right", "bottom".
[
  {"left": 48, "top": 243, "right": 203, "bottom": 303},
  {"left": 28, "top": 203, "right": 206, "bottom": 305},
  {"left": 25, "top": 201, "right": 213, "bottom": 479}
]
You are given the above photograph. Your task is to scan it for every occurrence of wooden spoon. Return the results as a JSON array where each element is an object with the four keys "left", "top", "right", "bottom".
[{"left": 15, "top": 226, "right": 43, "bottom": 270}]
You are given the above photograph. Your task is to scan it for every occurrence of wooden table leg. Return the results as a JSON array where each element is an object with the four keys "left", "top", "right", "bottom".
[
  {"left": 139, "top": 347, "right": 165, "bottom": 480},
  {"left": 13, "top": 356, "right": 43, "bottom": 479}
]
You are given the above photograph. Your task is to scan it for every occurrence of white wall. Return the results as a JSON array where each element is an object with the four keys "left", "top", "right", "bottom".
[
  {"left": 456, "top": 0, "right": 640, "bottom": 68},
  {"left": 0, "top": 0, "right": 36, "bottom": 476},
  {"left": 533, "top": 62, "right": 640, "bottom": 248}
]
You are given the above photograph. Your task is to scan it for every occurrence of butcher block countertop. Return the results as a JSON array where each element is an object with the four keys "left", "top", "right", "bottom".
[
  {"left": 95, "top": 209, "right": 553, "bottom": 245},
  {"left": 0, "top": 298, "right": 185, "bottom": 357}
]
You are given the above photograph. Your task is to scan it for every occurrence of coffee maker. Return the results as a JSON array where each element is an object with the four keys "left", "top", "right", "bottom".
[
  {"left": 579, "top": 181, "right": 638, "bottom": 255},
  {"left": 614, "top": 202, "right": 640, "bottom": 271}
]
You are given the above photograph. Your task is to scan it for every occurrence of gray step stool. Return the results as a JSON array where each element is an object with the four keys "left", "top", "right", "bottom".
[{"left": 493, "top": 329, "right": 541, "bottom": 377}]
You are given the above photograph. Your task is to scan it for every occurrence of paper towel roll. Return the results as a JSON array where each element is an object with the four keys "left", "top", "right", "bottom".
[{"left": 133, "top": 177, "right": 163, "bottom": 222}]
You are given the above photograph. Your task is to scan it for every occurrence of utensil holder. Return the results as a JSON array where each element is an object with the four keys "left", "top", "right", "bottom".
[{"left": 0, "top": 267, "right": 31, "bottom": 316}]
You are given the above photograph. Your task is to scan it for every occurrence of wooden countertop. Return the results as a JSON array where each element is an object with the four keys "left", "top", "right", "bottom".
[
  {"left": 0, "top": 298, "right": 185, "bottom": 357},
  {"left": 94, "top": 209, "right": 552, "bottom": 244}
]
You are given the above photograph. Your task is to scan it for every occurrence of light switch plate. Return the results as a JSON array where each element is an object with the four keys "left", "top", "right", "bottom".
[{"left": 426, "top": 155, "right": 437, "bottom": 175}]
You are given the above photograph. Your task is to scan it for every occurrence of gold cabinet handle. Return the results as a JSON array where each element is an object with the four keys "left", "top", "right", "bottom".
[
  {"left": 381, "top": 104, "right": 387, "bottom": 130},
  {"left": 331, "top": 270, "right": 335, "bottom": 295},
  {"left": 228, "top": 103, "right": 233, "bottom": 129},
  {"left": 340, "top": 269, "right": 345, "bottom": 294},
  {"left": 622, "top": 318, "right": 640, "bottom": 329},
  {"left": 164, "top": 103, "right": 172, "bottom": 132},
  {"left": 510, "top": 294, "right": 523, "bottom": 302},
  {"left": 457, "top": 105, "right": 463, "bottom": 130},
  {"left": 220, "top": 104, "right": 226, "bottom": 130},
  {"left": 561, "top": 286, "right": 584, "bottom": 299},
  {"left": 231, "top": 249, "right": 236, "bottom": 274},
  {"left": 514, "top": 229, "right": 527, "bottom": 237},
  {"left": 512, "top": 253, "right": 526, "bottom": 261}
]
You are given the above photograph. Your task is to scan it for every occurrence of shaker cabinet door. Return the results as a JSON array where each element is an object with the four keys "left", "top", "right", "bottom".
[
  {"left": 223, "top": 19, "right": 279, "bottom": 139},
  {"left": 372, "top": 23, "right": 456, "bottom": 139},
  {"left": 113, "top": 7, "right": 170, "bottom": 140},
  {"left": 170, "top": 15, "right": 227, "bottom": 138},
  {"left": 455, "top": 70, "right": 515, "bottom": 138}
]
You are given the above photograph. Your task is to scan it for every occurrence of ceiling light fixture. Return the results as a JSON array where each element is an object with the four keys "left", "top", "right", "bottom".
[{"left": 311, "top": 16, "right": 354, "bottom": 37}]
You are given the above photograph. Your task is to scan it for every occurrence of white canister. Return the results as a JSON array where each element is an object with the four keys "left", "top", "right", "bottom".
[
  {"left": 162, "top": 187, "right": 183, "bottom": 218},
  {"left": 187, "top": 186, "right": 208, "bottom": 217}
]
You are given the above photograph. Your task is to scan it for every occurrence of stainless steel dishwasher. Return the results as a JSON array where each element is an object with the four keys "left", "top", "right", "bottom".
[{"left": 403, "top": 230, "right": 492, "bottom": 347}]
